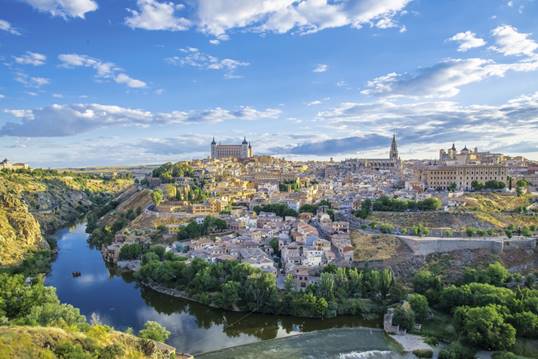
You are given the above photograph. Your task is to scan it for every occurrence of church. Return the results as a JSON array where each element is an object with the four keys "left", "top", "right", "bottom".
[{"left": 210, "top": 137, "right": 253, "bottom": 159}]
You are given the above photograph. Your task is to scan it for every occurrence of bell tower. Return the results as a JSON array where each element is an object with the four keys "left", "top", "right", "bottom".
[{"left": 389, "top": 134, "right": 399, "bottom": 160}]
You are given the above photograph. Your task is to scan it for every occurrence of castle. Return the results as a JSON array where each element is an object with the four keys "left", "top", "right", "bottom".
[{"left": 211, "top": 137, "right": 253, "bottom": 160}]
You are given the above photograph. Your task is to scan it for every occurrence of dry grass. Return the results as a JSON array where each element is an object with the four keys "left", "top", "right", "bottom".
[{"left": 351, "top": 230, "right": 402, "bottom": 262}]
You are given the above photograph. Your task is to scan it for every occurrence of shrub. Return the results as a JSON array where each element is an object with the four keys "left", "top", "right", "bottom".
[
  {"left": 139, "top": 321, "right": 171, "bottom": 342},
  {"left": 413, "top": 349, "right": 433, "bottom": 358}
]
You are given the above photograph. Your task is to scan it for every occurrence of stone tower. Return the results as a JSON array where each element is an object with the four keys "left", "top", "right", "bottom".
[
  {"left": 210, "top": 137, "right": 216, "bottom": 159},
  {"left": 241, "top": 137, "right": 248, "bottom": 159},
  {"left": 389, "top": 134, "right": 399, "bottom": 160}
]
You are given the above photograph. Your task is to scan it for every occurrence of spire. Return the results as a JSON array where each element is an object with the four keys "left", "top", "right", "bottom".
[
  {"left": 211, "top": 137, "right": 216, "bottom": 145},
  {"left": 451, "top": 143, "right": 456, "bottom": 151},
  {"left": 242, "top": 136, "right": 248, "bottom": 145},
  {"left": 390, "top": 133, "right": 398, "bottom": 160}
]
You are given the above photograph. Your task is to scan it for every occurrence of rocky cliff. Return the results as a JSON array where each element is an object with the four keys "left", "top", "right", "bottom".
[{"left": 0, "top": 170, "right": 132, "bottom": 266}]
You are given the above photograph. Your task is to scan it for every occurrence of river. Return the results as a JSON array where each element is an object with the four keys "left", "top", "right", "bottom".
[{"left": 45, "top": 223, "right": 406, "bottom": 357}]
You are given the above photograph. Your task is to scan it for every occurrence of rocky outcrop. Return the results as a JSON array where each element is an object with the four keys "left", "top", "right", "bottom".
[{"left": 0, "top": 172, "right": 133, "bottom": 267}]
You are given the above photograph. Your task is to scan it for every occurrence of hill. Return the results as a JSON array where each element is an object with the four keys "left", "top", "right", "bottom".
[{"left": 0, "top": 169, "right": 133, "bottom": 266}]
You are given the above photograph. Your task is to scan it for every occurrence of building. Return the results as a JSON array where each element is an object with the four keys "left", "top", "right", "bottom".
[
  {"left": 422, "top": 164, "right": 507, "bottom": 191},
  {"left": 439, "top": 144, "right": 504, "bottom": 165},
  {"left": 343, "top": 135, "right": 401, "bottom": 171},
  {"left": 211, "top": 137, "right": 253, "bottom": 159},
  {"left": 0, "top": 158, "right": 29, "bottom": 170}
]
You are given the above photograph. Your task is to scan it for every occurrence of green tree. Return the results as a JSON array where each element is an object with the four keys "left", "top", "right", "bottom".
[
  {"left": 408, "top": 293, "right": 429, "bottom": 322},
  {"left": 393, "top": 305, "right": 415, "bottom": 331},
  {"left": 454, "top": 305, "right": 516, "bottom": 351},
  {"left": 151, "top": 189, "right": 164, "bottom": 206},
  {"left": 139, "top": 321, "right": 171, "bottom": 342}
]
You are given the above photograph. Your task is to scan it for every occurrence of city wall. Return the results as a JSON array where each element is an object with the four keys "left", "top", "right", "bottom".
[{"left": 398, "top": 235, "right": 536, "bottom": 256}]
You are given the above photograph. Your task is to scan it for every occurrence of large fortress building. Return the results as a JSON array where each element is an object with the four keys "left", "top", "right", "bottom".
[{"left": 211, "top": 137, "right": 253, "bottom": 160}]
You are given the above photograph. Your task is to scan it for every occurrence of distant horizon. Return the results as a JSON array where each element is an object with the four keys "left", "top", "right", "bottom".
[{"left": 2, "top": 0, "right": 538, "bottom": 166}]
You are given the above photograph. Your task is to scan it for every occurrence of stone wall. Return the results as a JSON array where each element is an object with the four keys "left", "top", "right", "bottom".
[{"left": 397, "top": 235, "right": 529, "bottom": 256}]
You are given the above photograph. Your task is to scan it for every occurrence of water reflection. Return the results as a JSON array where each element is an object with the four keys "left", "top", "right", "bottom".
[{"left": 45, "top": 223, "right": 379, "bottom": 354}]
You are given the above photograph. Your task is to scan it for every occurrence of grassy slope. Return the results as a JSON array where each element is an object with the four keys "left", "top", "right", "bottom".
[
  {"left": 0, "top": 325, "right": 184, "bottom": 359},
  {"left": 0, "top": 171, "right": 132, "bottom": 266},
  {"left": 463, "top": 193, "right": 538, "bottom": 228}
]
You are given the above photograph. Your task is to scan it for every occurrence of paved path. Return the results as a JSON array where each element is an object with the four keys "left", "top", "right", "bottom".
[{"left": 389, "top": 333, "right": 432, "bottom": 352}]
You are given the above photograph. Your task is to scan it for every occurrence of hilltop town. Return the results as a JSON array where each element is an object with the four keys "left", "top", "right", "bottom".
[{"left": 89, "top": 136, "right": 538, "bottom": 289}]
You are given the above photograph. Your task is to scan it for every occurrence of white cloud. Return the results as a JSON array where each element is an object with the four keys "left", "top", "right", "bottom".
[
  {"left": 314, "top": 92, "right": 538, "bottom": 156},
  {"left": 14, "top": 51, "right": 47, "bottom": 66},
  {"left": 15, "top": 72, "right": 50, "bottom": 88},
  {"left": 0, "top": 19, "right": 20, "bottom": 35},
  {"left": 307, "top": 100, "right": 322, "bottom": 106},
  {"left": 166, "top": 48, "right": 249, "bottom": 78},
  {"left": 490, "top": 25, "right": 538, "bottom": 57},
  {"left": 22, "top": 0, "right": 98, "bottom": 18},
  {"left": 1, "top": 103, "right": 281, "bottom": 137},
  {"left": 362, "top": 57, "right": 538, "bottom": 98},
  {"left": 0, "top": 94, "right": 5, "bottom": 99},
  {"left": 58, "top": 53, "right": 147, "bottom": 89},
  {"left": 313, "top": 63, "right": 328, "bottom": 73},
  {"left": 125, "top": 0, "right": 191, "bottom": 31},
  {"left": 127, "top": 0, "right": 411, "bottom": 40},
  {"left": 448, "top": 31, "right": 486, "bottom": 52},
  {"left": 114, "top": 73, "right": 147, "bottom": 88}
]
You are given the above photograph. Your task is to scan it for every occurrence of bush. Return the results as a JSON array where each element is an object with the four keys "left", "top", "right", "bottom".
[
  {"left": 413, "top": 349, "right": 433, "bottom": 358},
  {"left": 438, "top": 342, "right": 475, "bottom": 359},
  {"left": 409, "top": 293, "right": 429, "bottom": 322},
  {"left": 138, "top": 321, "right": 171, "bottom": 342},
  {"left": 393, "top": 305, "right": 415, "bottom": 332}
]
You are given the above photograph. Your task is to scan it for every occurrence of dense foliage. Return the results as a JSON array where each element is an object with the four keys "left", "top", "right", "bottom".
[
  {"left": 152, "top": 162, "right": 194, "bottom": 182},
  {"left": 253, "top": 203, "right": 298, "bottom": 218},
  {"left": 471, "top": 180, "right": 506, "bottom": 191},
  {"left": 372, "top": 196, "right": 442, "bottom": 212},
  {"left": 136, "top": 254, "right": 399, "bottom": 319},
  {"left": 412, "top": 262, "right": 538, "bottom": 353},
  {"left": 177, "top": 216, "right": 228, "bottom": 240}
]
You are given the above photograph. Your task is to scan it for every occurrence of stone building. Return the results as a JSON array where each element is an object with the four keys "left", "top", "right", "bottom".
[
  {"left": 210, "top": 137, "right": 253, "bottom": 159},
  {"left": 422, "top": 164, "right": 507, "bottom": 191}
]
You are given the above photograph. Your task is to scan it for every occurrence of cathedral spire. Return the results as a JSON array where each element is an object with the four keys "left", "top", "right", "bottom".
[{"left": 390, "top": 134, "right": 399, "bottom": 160}]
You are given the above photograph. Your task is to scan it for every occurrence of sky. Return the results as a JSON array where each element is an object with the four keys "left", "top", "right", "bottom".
[{"left": 1, "top": 0, "right": 538, "bottom": 168}]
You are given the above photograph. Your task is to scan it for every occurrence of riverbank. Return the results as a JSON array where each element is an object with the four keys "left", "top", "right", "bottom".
[{"left": 140, "top": 280, "right": 242, "bottom": 312}]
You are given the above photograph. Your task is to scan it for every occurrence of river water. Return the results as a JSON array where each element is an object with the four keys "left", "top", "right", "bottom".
[{"left": 45, "top": 223, "right": 406, "bottom": 357}]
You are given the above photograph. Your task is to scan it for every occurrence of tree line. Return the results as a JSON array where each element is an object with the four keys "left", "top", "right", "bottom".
[{"left": 135, "top": 252, "right": 402, "bottom": 319}]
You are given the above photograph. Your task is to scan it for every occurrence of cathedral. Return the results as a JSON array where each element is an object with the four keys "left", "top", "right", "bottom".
[{"left": 210, "top": 137, "right": 253, "bottom": 159}]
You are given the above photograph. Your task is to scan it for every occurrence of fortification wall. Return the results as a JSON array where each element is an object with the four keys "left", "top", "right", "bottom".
[{"left": 398, "top": 235, "right": 536, "bottom": 255}]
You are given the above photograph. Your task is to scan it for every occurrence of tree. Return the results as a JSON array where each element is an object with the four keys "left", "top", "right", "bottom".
[
  {"left": 119, "top": 243, "right": 144, "bottom": 260},
  {"left": 471, "top": 180, "right": 484, "bottom": 191},
  {"left": 509, "top": 311, "right": 538, "bottom": 338},
  {"left": 139, "top": 321, "right": 171, "bottom": 342},
  {"left": 408, "top": 293, "right": 429, "bottom": 322},
  {"left": 393, "top": 305, "right": 415, "bottom": 332},
  {"left": 151, "top": 189, "right": 164, "bottom": 206},
  {"left": 454, "top": 305, "right": 515, "bottom": 351},
  {"left": 163, "top": 184, "right": 177, "bottom": 200},
  {"left": 448, "top": 182, "right": 457, "bottom": 192},
  {"left": 221, "top": 281, "right": 241, "bottom": 309}
]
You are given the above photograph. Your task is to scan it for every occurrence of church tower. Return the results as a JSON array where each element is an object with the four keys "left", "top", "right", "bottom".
[
  {"left": 210, "top": 137, "right": 216, "bottom": 159},
  {"left": 389, "top": 134, "right": 399, "bottom": 160}
]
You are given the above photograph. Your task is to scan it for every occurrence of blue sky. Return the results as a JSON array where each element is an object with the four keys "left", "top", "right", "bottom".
[{"left": 1, "top": 0, "right": 538, "bottom": 167}]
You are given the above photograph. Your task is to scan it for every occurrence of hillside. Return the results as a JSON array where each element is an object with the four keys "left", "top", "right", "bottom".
[
  {"left": 0, "top": 326, "right": 185, "bottom": 359},
  {"left": 0, "top": 170, "right": 133, "bottom": 266}
]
